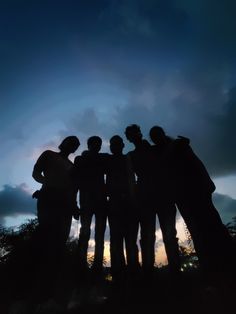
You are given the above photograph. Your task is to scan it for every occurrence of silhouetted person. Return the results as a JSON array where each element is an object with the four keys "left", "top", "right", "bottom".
[
  {"left": 106, "top": 135, "right": 139, "bottom": 282},
  {"left": 74, "top": 136, "right": 108, "bottom": 273},
  {"left": 125, "top": 124, "right": 156, "bottom": 275},
  {"left": 149, "top": 126, "right": 236, "bottom": 280},
  {"left": 32, "top": 135, "right": 80, "bottom": 299},
  {"left": 148, "top": 128, "right": 181, "bottom": 275}
]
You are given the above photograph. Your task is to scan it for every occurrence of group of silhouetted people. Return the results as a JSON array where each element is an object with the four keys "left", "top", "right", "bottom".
[{"left": 32, "top": 124, "right": 236, "bottom": 293}]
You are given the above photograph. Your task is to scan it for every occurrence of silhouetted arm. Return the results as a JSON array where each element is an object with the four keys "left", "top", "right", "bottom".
[
  {"left": 182, "top": 145, "right": 216, "bottom": 193},
  {"left": 71, "top": 156, "right": 79, "bottom": 192},
  {"left": 126, "top": 152, "right": 137, "bottom": 201},
  {"left": 176, "top": 136, "right": 190, "bottom": 147},
  {"left": 32, "top": 167, "right": 45, "bottom": 184},
  {"left": 32, "top": 151, "right": 49, "bottom": 184},
  {"left": 73, "top": 155, "right": 86, "bottom": 191},
  {"left": 159, "top": 136, "right": 190, "bottom": 163}
]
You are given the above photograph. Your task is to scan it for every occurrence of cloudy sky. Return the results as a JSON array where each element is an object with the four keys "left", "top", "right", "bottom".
[{"left": 0, "top": 0, "right": 236, "bottom": 262}]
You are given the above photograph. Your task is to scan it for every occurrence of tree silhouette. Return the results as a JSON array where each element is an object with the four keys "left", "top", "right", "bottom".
[
  {"left": 178, "top": 244, "right": 199, "bottom": 272},
  {"left": 0, "top": 218, "right": 39, "bottom": 264}
]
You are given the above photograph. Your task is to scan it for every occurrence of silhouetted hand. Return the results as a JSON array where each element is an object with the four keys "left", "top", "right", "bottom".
[
  {"left": 177, "top": 136, "right": 190, "bottom": 145},
  {"left": 32, "top": 190, "right": 41, "bottom": 199}
]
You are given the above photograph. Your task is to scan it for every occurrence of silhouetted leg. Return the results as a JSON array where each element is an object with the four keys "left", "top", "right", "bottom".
[
  {"left": 35, "top": 197, "right": 58, "bottom": 300},
  {"left": 125, "top": 213, "right": 140, "bottom": 275},
  {"left": 194, "top": 195, "right": 235, "bottom": 273},
  {"left": 57, "top": 211, "right": 72, "bottom": 256},
  {"left": 176, "top": 196, "right": 207, "bottom": 271},
  {"left": 108, "top": 213, "right": 126, "bottom": 280},
  {"left": 157, "top": 201, "right": 180, "bottom": 274},
  {"left": 77, "top": 210, "right": 93, "bottom": 268},
  {"left": 34, "top": 195, "right": 73, "bottom": 301},
  {"left": 49, "top": 210, "right": 73, "bottom": 305},
  {"left": 140, "top": 210, "right": 156, "bottom": 274},
  {"left": 177, "top": 193, "right": 235, "bottom": 277},
  {"left": 93, "top": 212, "right": 107, "bottom": 270}
]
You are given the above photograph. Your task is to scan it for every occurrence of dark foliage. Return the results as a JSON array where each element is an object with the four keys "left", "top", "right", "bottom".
[{"left": 0, "top": 218, "right": 236, "bottom": 314}]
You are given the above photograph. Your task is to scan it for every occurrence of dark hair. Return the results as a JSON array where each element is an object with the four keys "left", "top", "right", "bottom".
[
  {"left": 149, "top": 126, "right": 166, "bottom": 138},
  {"left": 110, "top": 135, "right": 123, "bottom": 144},
  {"left": 87, "top": 136, "right": 102, "bottom": 148},
  {"left": 58, "top": 136, "right": 80, "bottom": 151},
  {"left": 149, "top": 126, "right": 170, "bottom": 144},
  {"left": 124, "top": 124, "right": 141, "bottom": 137}
]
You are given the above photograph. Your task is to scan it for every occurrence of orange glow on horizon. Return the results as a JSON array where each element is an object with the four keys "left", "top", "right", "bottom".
[{"left": 71, "top": 214, "right": 190, "bottom": 267}]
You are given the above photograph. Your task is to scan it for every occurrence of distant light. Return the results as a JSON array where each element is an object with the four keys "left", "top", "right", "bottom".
[{"left": 106, "top": 274, "right": 113, "bottom": 282}]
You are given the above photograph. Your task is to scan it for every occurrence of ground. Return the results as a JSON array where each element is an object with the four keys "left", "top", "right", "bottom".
[{"left": 3, "top": 267, "right": 236, "bottom": 314}]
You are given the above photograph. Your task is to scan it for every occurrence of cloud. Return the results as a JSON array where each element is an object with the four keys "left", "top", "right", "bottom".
[
  {"left": 28, "top": 140, "right": 60, "bottom": 161},
  {"left": 0, "top": 184, "right": 36, "bottom": 225},
  {"left": 65, "top": 108, "right": 108, "bottom": 139},
  {"left": 132, "top": 71, "right": 235, "bottom": 178},
  {"left": 63, "top": 67, "right": 236, "bottom": 177},
  {"left": 1, "top": 0, "right": 236, "bottom": 184},
  {"left": 213, "top": 192, "right": 236, "bottom": 224},
  {"left": 206, "top": 87, "right": 236, "bottom": 176},
  {"left": 54, "top": 0, "right": 236, "bottom": 178}
]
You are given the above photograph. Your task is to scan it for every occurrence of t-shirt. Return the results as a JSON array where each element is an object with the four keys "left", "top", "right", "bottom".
[
  {"left": 33, "top": 150, "right": 74, "bottom": 192},
  {"left": 127, "top": 139, "right": 155, "bottom": 187},
  {"left": 74, "top": 151, "right": 108, "bottom": 192},
  {"left": 73, "top": 151, "right": 108, "bottom": 210},
  {"left": 106, "top": 153, "right": 135, "bottom": 199}
]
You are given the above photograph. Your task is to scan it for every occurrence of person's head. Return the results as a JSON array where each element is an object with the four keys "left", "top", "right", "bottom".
[
  {"left": 109, "top": 135, "right": 124, "bottom": 155},
  {"left": 149, "top": 126, "right": 166, "bottom": 144},
  {"left": 58, "top": 136, "right": 80, "bottom": 154},
  {"left": 87, "top": 136, "right": 102, "bottom": 153},
  {"left": 124, "top": 124, "right": 142, "bottom": 144}
]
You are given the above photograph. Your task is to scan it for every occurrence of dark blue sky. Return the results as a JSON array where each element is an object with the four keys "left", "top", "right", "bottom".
[{"left": 0, "top": 0, "right": 236, "bottom": 227}]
